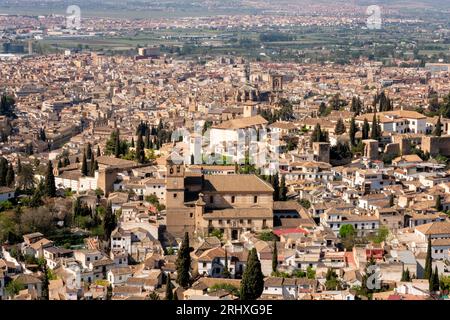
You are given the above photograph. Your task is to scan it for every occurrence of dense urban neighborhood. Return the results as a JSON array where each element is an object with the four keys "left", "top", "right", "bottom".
[{"left": 1, "top": 0, "right": 450, "bottom": 302}]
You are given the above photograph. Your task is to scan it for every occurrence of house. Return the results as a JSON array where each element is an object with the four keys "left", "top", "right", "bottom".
[
  {"left": 262, "top": 276, "right": 317, "bottom": 300},
  {"left": 43, "top": 247, "right": 74, "bottom": 269},
  {"left": 0, "top": 187, "right": 15, "bottom": 202},
  {"left": 395, "top": 279, "right": 429, "bottom": 297},
  {"left": 13, "top": 274, "right": 43, "bottom": 298},
  {"left": 107, "top": 267, "right": 133, "bottom": 287},
  {"left": 196, "top": 247, "right": 247, "bottom": 279},
  {"left": 414, "top": 221, "right": 450, "bottom": 241}
]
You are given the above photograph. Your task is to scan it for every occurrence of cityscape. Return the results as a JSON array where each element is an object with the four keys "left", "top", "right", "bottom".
[{"left": 1, "top": 0, "right": 450, "bottom": 304}]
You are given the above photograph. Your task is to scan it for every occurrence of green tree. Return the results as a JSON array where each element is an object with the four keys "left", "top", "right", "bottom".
[
  {"left": 97, "top": 145, "right": 101, "bottom": 157},
  {"left": 374, "top": 226, "right": 389, "bottom": 244},
  {"left": 176, "top": 232, "right": 191, "bottom": 288},
  {"left": 430, "top": 265, "right": 440, "bottom": 292},
  {"left": 371, "top": 113, "right": 381, "bottom": 140},
  {"left": 424, "top": 237, "right": 432, "bottom": 280},
  {"left": 135, "top": 132, "right": 146, "bottom": 164},
  {"left": 6, "top": 163, "right": 15, "bottom": 187},
  {"left": 272, "top": 240, "right": 278, "bottom": 273},
  {"left": 0, "top": 157, "right": 7, "bottom": 186},
  {"left": 272, "top": 174, "right": 280, "bottom": 201},
  {"left": 298, "top": 199, "right": 311, "bottom": 209},
  {"left": 334, "top": 118, "right": 346, "bottom": 135},
  {"left": 401, "top": 266, "right": 411, "bottom": 282},
  {"left": 165, "top": 274, "right": 174, "bottom": 300},
  {"left": 306, "top": 266, "right": 316, "bottom": 279},
  {"left": 45, "top": 161, "right": 56, "bottom": 197},
  {"left": 362, "top": 118, "right": 370, "bottom": 140},
  {"left": 279, "top": 175, "right": 287, "bottom": 201},
  {"left": 318, "top": 102, "right": 328, "bottom": 117},
  {"left": 103, "top": 202, "right": 117, "bottom": 248},
  {"left": 240, "top": 248, "right": 264, "bottom": 300},
  {"left": 349, "top": 117, "right": 357, "bottom": 146},
  {"left": 81, "top": 151, "right": 88, "bottom": 176},
  {"left": 106, "top": 284, "right": 113, "bottom": 300},
  {"left": 5, "top": 279, "right": 24, "bottom": 298},
  {"left": 325, "top": 268, "right": 341, "bottom": 290},
  {"left": 89, "top": 152, "right": 96, "bottom": 177},
  {"left": 222, "top": 250, "right": 231, "bottom": 279},
  {"left": 339, "top": 224, "right": 355, "bottom": 238},
  {"left": 435, "top": 195, "right": 443, "bottom": 212},
  {"left": 86, "top": 142, "right": 92, "bottom": 160},
  {"left": 41, "top": 263, "right": 50, "bottom": 300}
]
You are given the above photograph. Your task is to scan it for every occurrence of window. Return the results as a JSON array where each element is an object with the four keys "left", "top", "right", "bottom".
[
  {"left": 173, "top": 193, "right": 177, "bottom": 198},
  {"left": 203, "top": 262, "right": 207, "bottom": 268},
  {"left": 210, "top": 196, "right": 214, "bottom": 203},
  {"left": 219, "top": 220, "right": 223, "bottom": 225},
  {"left": 190, "top": 213, "right": 193, "bottom": 218},
  {"left": 253, "top": 196, "right": 258, "bottom": 203},
  {"left": 247, "top": 219, "right": 252, "bottom": 224},
  {"left": 177, "top": 166, "right": 181, "bottom": 173},
  {"left": 227, "top": 220, "right": 231, "bottom": 225},
  {"left": 231, "top": 196, "right": 235, "bottom": 203}
]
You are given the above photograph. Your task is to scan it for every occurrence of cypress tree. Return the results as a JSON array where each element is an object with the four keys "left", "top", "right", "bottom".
[
  {"left": 435, "top": 195, "right": 443, "bottom": 211},
  {"left": 63, "top": 157, "right": 70, "bottom": 167},
  {"left": 272, "top": 240, "right": 278, "bottom": 274},
  {"left": 371, "top": 113, "right": 379, "bottom": 140},
  {"left": 334, "top": 118, "right": 346, "bottom": 135},
  {"left": 0, "top": 157, "right": 7, "bottom": 186},
  {"left": 57, "top": 159, "right": 62, "bottom": 169},
  {"left": 45, "top": 161, "right": 56, "bottom": 197},
  {"left": 5, "top": 163, "right": 15, "bottom": 187},
  {"left": 86, "top": 142, "right": 92, "bottom": 160},
  {"left": 97, "top": 145, "right": 101, "bottom": 157},
  {"left": 424, "top": 237, "right": 432, "bottom": 280},
  {"left": 362, "top": 118, "right": 370, "bottom": 140},
  {"left": 434, "top": 116, "right": 442, "bottom": 137},
  {"left": 17, "top": 157, "right": 22, "bottom": 175},
  {"left": 81, "top": 152, "right": 88, "bottom": 176},
  {"left": 176, "top": 232, "right": 191, "bottom": 288},
  {"left": 272, "top": 173, "right": 280, "bottom": 201},
  {"left": 106, "top": 284, "right": 113, "bottom": 300},
  {"left": 114, "top": 130, "right": 120, "bottom": 158},
  {"left": 145, "top": 131, "right": 151, "bottom": 149},
  {"left": 240, "top": 248, "right": 264, "bottom": 300},
  {"left": 41, "top": 263, "right": 50, "bottom": 300},
  {"left": 349, "top": 117, "right": 357, "bottom": 146},
  {"left": 431, "top": 266, "right": 440, "bottom": 292},
  {"left": 165, "top": 274, "right": 174, "bottom": 300},
  {"left": 318, "top": 102, "right": 327, "bottom": 116},
  {"left": 89, "top": 152, "right": 95, "bottom": 177},
  {"left": 131, "top": 137, "right": 135, "bottom": 148},
  {"left": 279, "top": 175, "right": 287, "bottom": 201},
  {"left": 222, "top": 250, "right": 231, "bottom": 279},
  {"left": 103, "top": 202, "right": 117, "bottom": 250},
  {"left": 136, "top": 132, "right": 145, "bottom": 164}
]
